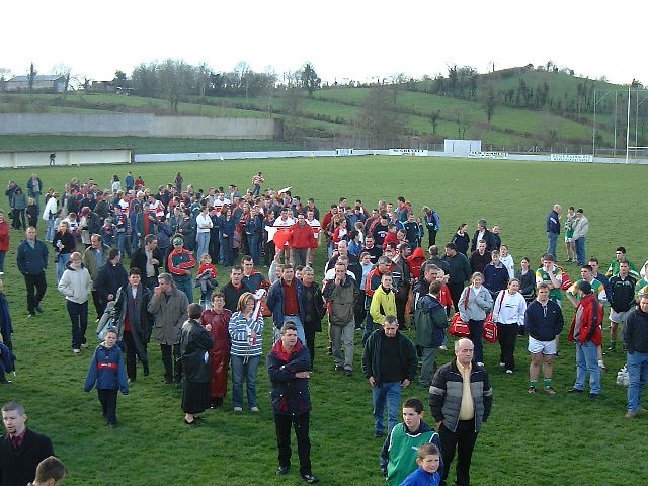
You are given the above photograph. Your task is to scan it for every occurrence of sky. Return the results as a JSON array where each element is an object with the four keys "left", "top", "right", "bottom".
[{"left": 3, "top": 1, "right": 646, "bottom": 86}]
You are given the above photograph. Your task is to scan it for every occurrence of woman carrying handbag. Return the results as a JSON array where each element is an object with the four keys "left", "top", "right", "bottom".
[{"left": 458, "top": 272, "right": 493, "bottom": 366}]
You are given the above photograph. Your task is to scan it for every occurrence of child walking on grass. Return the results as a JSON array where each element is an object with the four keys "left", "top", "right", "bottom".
[{"left": 83, "top": 327, "right": 129, "bottom": 427}]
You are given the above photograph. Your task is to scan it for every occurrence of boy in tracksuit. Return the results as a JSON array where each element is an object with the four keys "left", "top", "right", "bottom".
[{"left": 83, "top": 327, "right": 129, "bottom": 427}]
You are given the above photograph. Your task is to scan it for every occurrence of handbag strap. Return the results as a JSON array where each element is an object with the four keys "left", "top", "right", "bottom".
[
  {"left": 463, "top": 287, "right": 470, "bottom": 310},
  {"left": 497, "top": 291, "right": 505, "bottom": 313}
]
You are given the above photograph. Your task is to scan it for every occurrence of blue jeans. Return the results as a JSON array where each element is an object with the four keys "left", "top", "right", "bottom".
[
  {"left": 45, "top": 219, "right": 56, "bottom": 241},
  {"left": 0, "top": 250, "right": 5, "bottom": 273},
  {"left": 372, "top": 381, "right": 401, "bottom": 434},
  {"left": 276, "top": 315, "right": 306, "bottom": 346},
  {"left": 56, "top": 253, "right": 71, "bottom": 284},
  {"left": 247, "top": 233, "right": 260, "bottom": 264},
  {"left": 574, "top": 340, "right": 600, "bottom": 394},
  {"left": 196, "top": 232, "right": 210, "bottom": 259},
  {"left": 175, "top": 278, "right": 194, "bottom": 303},
  {"left": 546, "top": 231, "right": 558, "bottom": 259},
  {"left": 627, "top": 351, "right": 648, "bottom": 412},
  {"left": 230, "top": 354, "right": 260, "bottom": 408},
  {"left": 116, "top": 232, "right": 127, "bottom": 256},
  {"left": 575, "top": 237, "right": 586, "bottom": 265},
  {"left": 220, "top": 235, "right": 233, "bottom": 266}
]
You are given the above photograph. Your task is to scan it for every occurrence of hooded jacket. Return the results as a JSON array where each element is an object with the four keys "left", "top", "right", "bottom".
[{"left": 567, "top": 292, "right": 602, "bottom": 345}]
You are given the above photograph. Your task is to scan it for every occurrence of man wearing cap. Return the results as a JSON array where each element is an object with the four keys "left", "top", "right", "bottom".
[
  {"left": 167, "top": 235, "right": 195, "bottom": 303},
  {"left": 567, "top": 280, "right": 603, "bottom": 398}
]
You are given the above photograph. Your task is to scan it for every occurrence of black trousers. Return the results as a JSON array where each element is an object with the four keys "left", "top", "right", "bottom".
[
  {"left": 98, "top": 388, "right": 118, "bottom": 425},
  {"left": 439, "top": 419, "right": 478, "bottom": 486},
  {"left": 160, "top": 343, "right": 181, "bottom": 383},
  {"left": 447, "top": 281, "right": 465, "bottom": 313},
  {"left": 24, "top": 272, "right": 47, "bottom": 314},
  {"left": 274, "top": 412, "right": 312, "bottom": 476},
  {"left": 91, "top": 290, "right": 103, "bottom": 320},
  {"left": 304, "top": 327, "right": 316, "bottom": 369},
  {"left": 427, "top": 228, "right": 437, "bottom": 248},
  {"left": 497, "top": 323, "right": 517, "bottom": 371},
  {"left": 124, "top": 331, "right": 148, "bottom": 380}
]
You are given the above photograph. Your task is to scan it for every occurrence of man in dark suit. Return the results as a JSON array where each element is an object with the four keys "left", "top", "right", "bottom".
[
  {"left": 1, "top": 401, "right": 54, "bottom": 486},
  {"left": 470, "top": 219, "right": 496, "bottom": 253}
]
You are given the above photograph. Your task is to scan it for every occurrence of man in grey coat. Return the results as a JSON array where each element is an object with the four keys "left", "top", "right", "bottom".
[{"left": 148, "top": 272, "right": 189, "bottom": 386}]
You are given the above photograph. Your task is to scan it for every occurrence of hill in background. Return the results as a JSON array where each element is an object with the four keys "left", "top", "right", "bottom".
[{"left": 1, "top": 64, "right": 645, "bottom": 154}]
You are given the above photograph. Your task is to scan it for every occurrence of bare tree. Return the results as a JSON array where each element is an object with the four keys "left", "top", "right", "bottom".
[
  {"left": 131, "top": 63, "right": 159, "bottom": 97},
  {"left": 53, "top": 64, "right": 72, "bottom": 95},
  {"left": 158, "top": 59, "right": 196, "bottom": 112},
  {"left": 358, "top": 85, "right": 406, "bottom": 147},
  {"left": 455, "top": 109, "right": 471, "bottom": 139}
]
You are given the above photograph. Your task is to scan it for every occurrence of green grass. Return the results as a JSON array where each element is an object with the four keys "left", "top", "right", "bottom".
[{"left": 1, "top": 156, "right": 647, "bottom": 485}]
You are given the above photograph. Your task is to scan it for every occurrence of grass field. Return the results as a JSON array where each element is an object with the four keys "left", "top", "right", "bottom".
[{"left": 1, "top": 156, "right": 647, "bottom": 485}]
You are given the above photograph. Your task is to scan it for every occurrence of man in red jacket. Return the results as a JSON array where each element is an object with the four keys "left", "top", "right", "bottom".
[
  {"left": 567, "top": 280, "right": 603, "bottom": 398},
  {"left": 288, "top": 213, "right": 316, "bottom": 267}
]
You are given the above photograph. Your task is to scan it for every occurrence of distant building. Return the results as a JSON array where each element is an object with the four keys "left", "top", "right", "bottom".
[
  {"left": 4, "top": 75, "right": 67, "bottom": 93},
  {"left": 90, "top": 80, "right": 117, "bottom": 93}
]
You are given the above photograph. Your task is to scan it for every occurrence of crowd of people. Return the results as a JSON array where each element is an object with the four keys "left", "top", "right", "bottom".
[{"left": 2, "top": 168, "right": 648, "bottom": 485}]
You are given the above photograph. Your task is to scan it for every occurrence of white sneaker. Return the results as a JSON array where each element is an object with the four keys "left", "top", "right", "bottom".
[
  {"left": 476, "top": 362, "right": 484, "bottom": 367},
  {"left": 233, "top": 407, "right": 243, "bottom": 413},
  {"left": 499, "top": 362, "right": 505, "bottom": 367},
  {"left": 250, "top": 407, "right": 259, "bottom": 413},
  {"left": 439, "top": 345, "right": 448, "bottom": 350},
  {"left": 72, "top": 348, "right": 80, "bottom": 353},
  {"left": 505, "top": 370, "right": 513, "bottom": 374},
  {"left": 81, "top": 343, "right": 89, "bottom": 349}
]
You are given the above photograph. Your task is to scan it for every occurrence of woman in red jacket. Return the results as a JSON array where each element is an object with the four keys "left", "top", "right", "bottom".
[
  {"left": 199, "top": 292, "right": 232, "bottom": 408},
  {"left": 0, "top": 210, "right": 8, "bottom": 275}
]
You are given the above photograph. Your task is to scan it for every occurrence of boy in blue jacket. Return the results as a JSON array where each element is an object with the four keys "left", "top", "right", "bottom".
[
  {"left": 83, "top": 327, "right": 129, "bottom": 427},
  {"left": 400, "top": 442, "right": 441, "bottom": 486}
]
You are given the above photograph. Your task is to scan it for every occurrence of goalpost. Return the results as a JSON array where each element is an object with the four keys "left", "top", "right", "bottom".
[{"left": 592, "top": 86, "right": 648, "bottom": 163}]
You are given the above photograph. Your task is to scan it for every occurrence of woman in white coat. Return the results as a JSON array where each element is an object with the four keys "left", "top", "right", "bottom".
[{"left": 58, "top": 251, "right": 93, "bottom": 352}]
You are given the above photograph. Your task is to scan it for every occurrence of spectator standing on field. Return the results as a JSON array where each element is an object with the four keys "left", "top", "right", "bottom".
[
  {"left": 524, "top": 283, "right": 564, "bottom": 395},
  {"left": 623, "top": 293, "right": 648, "bottom": 419},
  {"left": 16, "top": 227, "right": 48, "bottom": 318},
  {"left": 572, "top": 209, "right": 589, "bottom": 266},
  {"left": 545, "top": 204, "right": 561, "bottom": 259},
  {"left": 429, "top": 338, "right": 492, "bottom": 486}
]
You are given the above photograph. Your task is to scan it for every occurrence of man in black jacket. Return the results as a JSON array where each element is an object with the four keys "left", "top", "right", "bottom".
[
  {"left": 16, "top": 227, "right": 48, "bottom": 317},
  {"left": 524, "top": 283, "right": 564, "bottom": 394},
  {"left": 267, "top": 322, "right": 319, "bottom": 484},
  {"left": 429, "top": 338, "right": 492, "bottom": 486},
  {"left": 130, "top": 234, "right": 164, "bottom": 292},
  {"left": 441, "top": 243, "right": 471, "bottom": 313},
  {"left": 361, "top": 315, "right": 417, "bottom": 438},
  {"left": 1, "top": 401, "right": 54, "bottom": 486},
  {"left": 623, "top": 294, "right": 648, "bottom": 419}
]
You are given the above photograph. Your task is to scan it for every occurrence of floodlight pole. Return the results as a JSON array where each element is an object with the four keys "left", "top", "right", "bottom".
[{"left": 626, "top": 86, "right": 631, "bottom": 165}]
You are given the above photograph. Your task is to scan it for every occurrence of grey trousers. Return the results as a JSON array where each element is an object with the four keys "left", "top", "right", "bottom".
[{"left": 330, "top": 320, "right": 354, "bottom": 370}]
